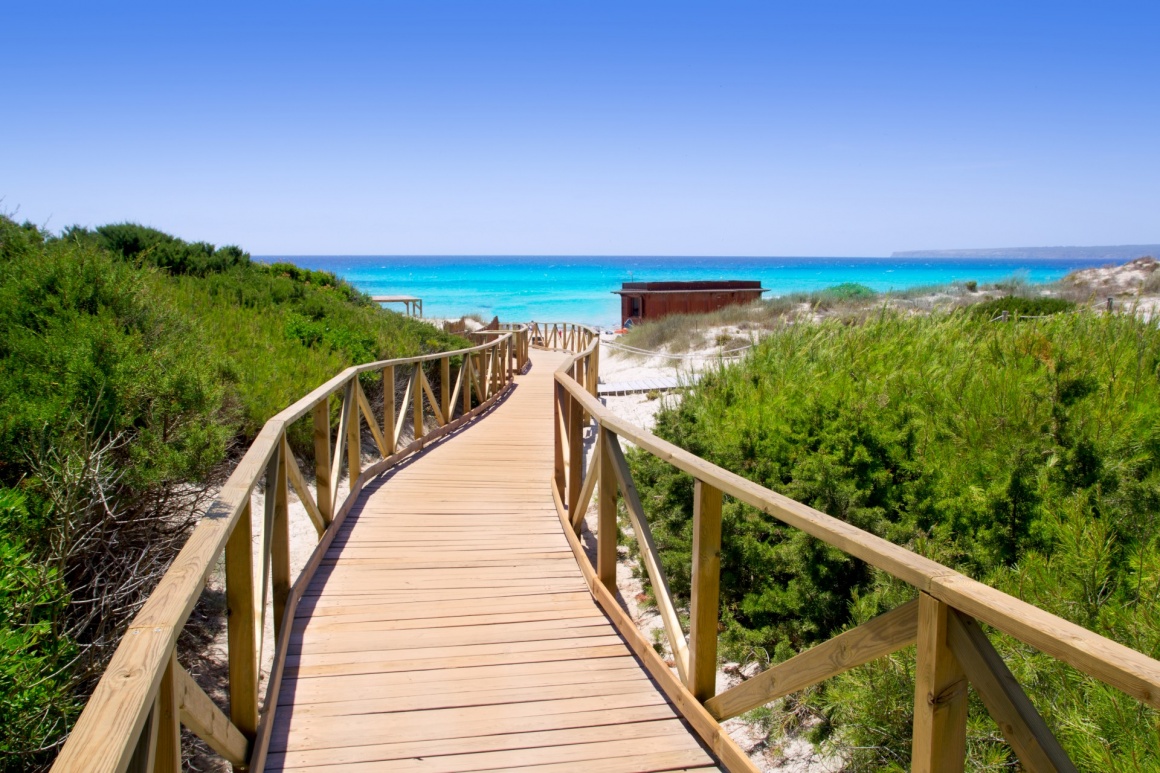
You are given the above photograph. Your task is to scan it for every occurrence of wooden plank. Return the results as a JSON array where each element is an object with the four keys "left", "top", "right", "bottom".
[
  {"left": 224, "top": 500, "right": 259, "bottom": 746},
  {"left": 174, "top": 662, "right": 249, "bottom": 766},
  {"left": 552, "top": 464, "right": 757, "bottom": 773},
  {"left": 382, "top": 365, "right": 396, "bottom": 454},
  {"left": 329, "top": 382, "right": 348, "bottom": 517},
  {"left": 946, "top": 611, "right": 1076, "bottom": 772},
  {"left": 311, "top": 400, "right": 332, "bottom": 524},
  {"left": 597, "top": 427, "right": 618, "bottom": 591},
  {"left": 912, "top": 593, "right": 968, "bottom": 773},
  {"left": 567, "top": 391, "right": 584, "bottom": 514},
  {"left": 283, "top": 437, "right": 326, "bottom": 538},
  {"left": 152, "top": 653, "right": 181, "bottom": 773},
  {"left": 412, "top": 365, "right": 424, "bottom": 441},
  {"left": 393, "top": 366, "right": 412, "bottom": 448},
  {"left": 705, "top": 599, "right": 919, "bottom": 720},
  {"left": 440, "top": 355, "right": 450, "bottom": 422},
  {"left": 125, "top": 698, "right": 159, "bottom": 773},
  {"left": 932, "top": 572, "right": 1160, "bottom": 711},
  {"left": 266, "top": 718, "right": 692, "bottom": 770},
  {"left": 344, "top": 380, "right": 361, "bottom": 481},
  {"left": 569, "top": 438, "right": 601, "bottom": 532},
  {"left": 51, "top": 627, "right": 172, "bottom": 773},
  {"left": 355, "top": 380, "right": 389, "bottom": 458},
  {"left": 690, "top": 480, "right": 723, "bottom": 700},
  {"left": 419, "top": 367, "right": 446, "bottom": 426},
  {"left": 270, "top": 441, "right": 291, "bottom": 646},
  {"left": 605, "top": 430, "right": 691, "bottom": 685},
  {"left": 281, "top": 734, "right": 709, "bottom": 773}
]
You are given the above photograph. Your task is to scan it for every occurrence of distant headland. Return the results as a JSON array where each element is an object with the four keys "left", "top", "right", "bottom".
[{"left": 892, "top": 244, "right": 1160, "bottom": 260}]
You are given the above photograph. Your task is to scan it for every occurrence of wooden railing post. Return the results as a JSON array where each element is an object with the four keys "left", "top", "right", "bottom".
[
  {"left": 153, "top": 652, "right": 181, "bottom": 773},
  {"left": 312, "top": 399, "right": 333, "bottom": 524},
  {"left": 461, "top": 357, "right": 472, "bottom": 414},
  {"left": 345, "top": 381, "right": 361, "bottom": 481},
  {"left": 690, "top": 480, "right": 723, "bottom": 701},
  {"left": 568, "top": 388, "right": 584, "bottom": 514},
  {"left": 597, "top": 427, "right": 618, "bottom": 591},
  {"left": 440, "top": 356, "right": 450, "bottom": 423},
  {"left": 554, "top": 382, "right": 566, "bottom": 497},
  {"left": 383, "top": 365, "right": 396, "bottom": 455},
  {"left": 912, "top": 592, "right": 969, "bottom": 773},
  {"left": 491, "top": 343, "right": 500, "bottom": 395},
  {"left": 412, "top": 367, "right": 424, "bottom": 442},
  {"left": 225, "top": 500, "right": 259, "bottom": 752},
  {"left": 271, "top": 439, "right": 291, "bottom": 644},
  {"left": 126, "top": 702, "right": 159, "bottom": 773}
]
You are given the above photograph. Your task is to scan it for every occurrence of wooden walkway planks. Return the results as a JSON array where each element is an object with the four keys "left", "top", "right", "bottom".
[{"left": 268, "top": 349, "right": 724, "bottom": 772}]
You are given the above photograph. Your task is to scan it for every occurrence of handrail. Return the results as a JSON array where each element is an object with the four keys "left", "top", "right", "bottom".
[
  {"left": 52, "top": 326, "right": 530, "bottom": 773},
  {"left": 540, "top": 321, "right": 1160, "bottom": 772}
]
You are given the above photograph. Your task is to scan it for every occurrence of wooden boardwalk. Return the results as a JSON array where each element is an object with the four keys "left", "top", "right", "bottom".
[{"left": 267, "top": 348, "right": 724, "bottom": 772}]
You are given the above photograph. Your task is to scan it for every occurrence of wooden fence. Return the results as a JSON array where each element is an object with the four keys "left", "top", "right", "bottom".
[
  {"left": 52, "top": 326, "right": 529, "bottom": 773},
  {"left": 541, "top": 322, "right": 1160, "bottom": 773}
]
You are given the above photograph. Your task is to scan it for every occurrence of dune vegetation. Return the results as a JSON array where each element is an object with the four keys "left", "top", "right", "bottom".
[
  {"left": 0, "top": 218, "right": 466, "bottom": 769},
  {"left": 627, "top": 309, "right": 1160, "bottom": 770}
]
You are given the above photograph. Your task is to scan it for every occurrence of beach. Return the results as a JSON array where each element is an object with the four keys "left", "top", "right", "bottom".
[{"left": 277, "top": 255, "right": 1113, "bottom": 327}]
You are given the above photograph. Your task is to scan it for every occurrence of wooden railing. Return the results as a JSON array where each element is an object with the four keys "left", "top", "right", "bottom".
[
  {"left": 542, "top": 324, "right": 1160, "bottom": 773},
  {"left": 52, "top": 326, "right": 529, "bottom": 773}
]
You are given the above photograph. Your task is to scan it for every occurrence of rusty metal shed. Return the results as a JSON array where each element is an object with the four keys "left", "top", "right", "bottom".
[{"left": 613, "top": 280, "right": 767, "bottom": 325}]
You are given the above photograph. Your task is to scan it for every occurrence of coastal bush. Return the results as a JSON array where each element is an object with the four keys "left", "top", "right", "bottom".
[
  {"left": 970, "top": 295, "right": 1075, "bottom": 319},
  {"left": 0, "top": 216, "right": 467, "bottom": 768},
  {"left": 628, "top": 310, "right": 1160, "bottom": 770},
  {"left": 811, "top": 282, "right": 876, "bottom": 305}
]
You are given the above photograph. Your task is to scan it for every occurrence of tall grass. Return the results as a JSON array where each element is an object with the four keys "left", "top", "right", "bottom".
[{"left": 629, "top": 310, "right": 1160, "bottom": 770}]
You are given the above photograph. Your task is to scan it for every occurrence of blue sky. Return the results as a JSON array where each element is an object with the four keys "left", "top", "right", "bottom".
[{"left": 2, "top": 1, "right": 1157, "bottom": 256}]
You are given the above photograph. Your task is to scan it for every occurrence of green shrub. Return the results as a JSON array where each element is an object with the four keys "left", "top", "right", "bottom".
[
  {"left": 814, "top": 282, "right": 876, "bottom": 302},
  {"left": 971, "top": 295, "right": 1076, "bottom": 319},
  {"left": 0, "top": 216, "right": 469, "bottom": 767},
  {"left": 630, "top": 310, "right": 1160, "bottom": 769},
  {"left": 0, "top": 490, "right": 77, "bottom": 772}
]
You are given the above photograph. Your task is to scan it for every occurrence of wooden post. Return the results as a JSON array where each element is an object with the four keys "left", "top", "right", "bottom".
[
  {"left": 912, "top": 593, "right": 968, "bottom": 773},
  {"left": 383, "top": 366, "right": 396, "bottom": 454},
  {"left": 271, "top": 440, "right": 291, "bottom": 645},
  {"left": 1107, "top": 296, "right": 1114, "bottom": 313},
  {"left": 462, "top": 357, "right": 472, "bottom": 413},
  {"left": 590, "top": 342, "right": 600, "bottom": 396},
  {"left": 225, "top": 500, "right": 258, "bottom": 749},
  {"left": 312, "top": 400, "right": 333, "bottom": 525},
  {"left": 568, "top": 390, "right": 584, "bottom": 514},
  {"left": 125, "top": 701, "right": 159, "bottom": 773},
  {"left": 554, "top": 383, "right": 566, "bottom": 496},
  {"left": 491, "top": 343, "right": 499, "bottom": 395},
  {"left": 440, "top": 357, "right": 450, "bottom": 423},
  {"left": 597, "top": 427, "right": 618, "bottom": 591},
  {"left": 690, "top": 480, "right": 723, "bottom": 701},
  {"left": 412, "top": 367, "right": 424, "bottom": 441},
  {"left": 152, "top": 652, "right": 181, "bottom": 773},
  {"left": 345, "top": 381, "right": 361, "bottom": 482}
]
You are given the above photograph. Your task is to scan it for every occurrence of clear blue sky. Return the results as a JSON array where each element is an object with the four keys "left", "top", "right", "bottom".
[{"left": 3, "top": 1, "right": 1157, "bottom": 256}]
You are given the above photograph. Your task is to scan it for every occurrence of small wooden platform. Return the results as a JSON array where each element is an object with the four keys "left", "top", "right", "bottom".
[
  {"left": 267, "top": 349, "right": 724, "bottom": 772},
  {"left": 372, "top": 295, "right": 423, "bottom": 317},
  {"left": 597, "top": 373, "right": 702, "bottom": 396}
]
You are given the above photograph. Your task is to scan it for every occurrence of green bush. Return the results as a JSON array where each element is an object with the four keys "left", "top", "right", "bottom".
[
  {"left": 630, "top": 310, "right": 1160, "bottom": 770},
  {"left": 971, "top": 295, "right": 1076, "bottom": 319},
  {"left": 814, "top": 282, "right": 876, "bottom": 302},
  {"left": 0, "top": 216, "right": 468, "bottom": 768},
  {"left": 0, "top": 490, "right": 77, "bottom": 771}
]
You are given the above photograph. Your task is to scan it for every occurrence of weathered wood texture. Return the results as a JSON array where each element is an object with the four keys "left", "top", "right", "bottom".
[{"left": 267, "top": 349, "right": 726, "bottom": 772}]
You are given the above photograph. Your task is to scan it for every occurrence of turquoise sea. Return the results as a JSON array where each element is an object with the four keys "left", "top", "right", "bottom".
[{"left": 272, "top": 256, "right": 1111, "bottom": 328}]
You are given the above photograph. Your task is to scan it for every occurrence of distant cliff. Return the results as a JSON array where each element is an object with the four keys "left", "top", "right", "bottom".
[{"left": 891, "top": 245, "right": 1160, "bottom": 260}]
